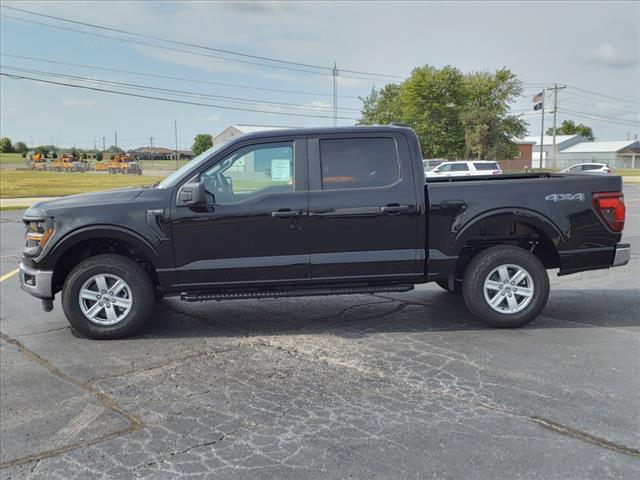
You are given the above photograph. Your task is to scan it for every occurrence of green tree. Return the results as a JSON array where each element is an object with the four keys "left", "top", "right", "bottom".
[
  {"left": 546, "top": 120, "right": 594, "bottom": 141},
  {"left": 96, "top": 151, "right": 103, "bottom": 161},
  {"left": 106, "top": 145, "right": 124, "bottom": 153},
  {"left": 51, "top": 152, "right": 58, "bottom": 159},
  {"left": 34, "top": 145, "right": 50, "bottom": 156},
  {"left": 401, "top": 65, "right": 468, "bottom": 158},
  {"left": 461, "top": 68, "right": 527, "bottom": 159},
  {"left": 0, "top": 137, "right": 13, "bottom": 153},
  {"left": 14, "top": 141, "right": 28, "bottom": 153},
  {"left": 192, "top": 134, "right": 213, "bottom": 156},
  {"left": 358, "top": 84, "right": 403, "bottom": 126},
  {"left": 357, "top": 65, "right": 528, "bottom": 160}
]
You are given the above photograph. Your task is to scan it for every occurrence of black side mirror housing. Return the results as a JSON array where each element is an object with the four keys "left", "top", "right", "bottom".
[{"left": 179, "top": 181, "right": 207, "bottom": 206}]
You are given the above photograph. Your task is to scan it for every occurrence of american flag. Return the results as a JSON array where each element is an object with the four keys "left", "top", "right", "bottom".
[{"left": 532, "top": 91, "right": 544, "bottom": 103}]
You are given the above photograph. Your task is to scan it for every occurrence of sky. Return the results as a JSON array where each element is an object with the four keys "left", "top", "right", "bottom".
[{"left": 0, "top": 0, "right": 638, "bottom": 151}]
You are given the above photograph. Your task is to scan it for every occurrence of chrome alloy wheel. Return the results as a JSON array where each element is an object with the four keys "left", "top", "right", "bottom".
[
  {"left": 483, "top": 264, "right": 535, "bottom": 314},
  {"left": 78, "top": 274, "right": 133, "bottom": 325}
]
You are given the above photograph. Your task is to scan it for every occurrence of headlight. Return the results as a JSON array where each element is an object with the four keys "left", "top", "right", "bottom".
[{"left": 24, "top": 220, "right": 54, "bottom": 251}]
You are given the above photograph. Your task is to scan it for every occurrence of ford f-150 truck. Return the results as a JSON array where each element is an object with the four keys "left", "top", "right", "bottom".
[{"left": 19, "top": 126, "right": 630, "bottom": 339}]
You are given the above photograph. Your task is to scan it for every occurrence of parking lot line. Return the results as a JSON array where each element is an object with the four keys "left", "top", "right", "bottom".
[{"left": 0, "top": 268, "right": 19, "bottom": 282}]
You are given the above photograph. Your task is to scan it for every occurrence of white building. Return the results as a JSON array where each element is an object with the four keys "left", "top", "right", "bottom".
[
  {"left": 212, "top": 125, "right": 296, "bottom": 145},
  {"left": 556, "top": 140, "right": 640, "bottom": 170},
  {"left": 521, "top": 135, "right": 586, "bottom": 168}
]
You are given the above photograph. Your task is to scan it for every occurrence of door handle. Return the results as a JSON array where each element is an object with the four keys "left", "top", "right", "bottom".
[
  {"left": 272, "top": 209, "right": 301, "bottom": 218},
  {"left": 381, "top": 205, "right": 412, "bottom": 214}
]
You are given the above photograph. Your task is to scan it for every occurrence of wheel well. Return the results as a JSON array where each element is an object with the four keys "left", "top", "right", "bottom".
[
  {"left": 52, "top": 237, "right": 160, "bottom": 294},
  {"left": 454, "top": 222, "right": 559, "bottom": 278}
]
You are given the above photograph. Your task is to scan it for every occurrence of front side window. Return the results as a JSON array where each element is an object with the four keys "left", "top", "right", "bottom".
[
  {"left": 200, "top": 142, "right": 293, "bottom": 204},
  {"left": 320, "top": 138, "right": 399, "bottom": 190},
  {"left": 450, "top": 163, "right": 470, "bottom": 171}
]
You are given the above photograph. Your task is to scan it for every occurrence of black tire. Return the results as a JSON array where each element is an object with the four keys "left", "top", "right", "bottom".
[
  {"left": 62, "top": 254, "right": 155, "bottom": 339},
  {"left": 435, "top": 279, "right": 462, "bottom": 293},
  {"left": 462, "top": 245, "right": 549, "bottom": 328}
]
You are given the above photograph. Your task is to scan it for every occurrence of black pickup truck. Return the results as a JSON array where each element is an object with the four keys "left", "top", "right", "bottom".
[{"left": 19, "top": 126, "right": 630, "bottom": 339}]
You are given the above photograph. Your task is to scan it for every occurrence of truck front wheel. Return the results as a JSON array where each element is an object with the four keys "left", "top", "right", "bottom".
[
  {"left": 61, "top": 254, "right": 155, "bottom": 339},
  {"left": 462, "top": 246, "right": 549, "bottom": 328}
]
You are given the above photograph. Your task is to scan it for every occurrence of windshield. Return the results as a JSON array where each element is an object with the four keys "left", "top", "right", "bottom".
[{"left": 156, "top": 142, "right": 228, "bottom": 189}]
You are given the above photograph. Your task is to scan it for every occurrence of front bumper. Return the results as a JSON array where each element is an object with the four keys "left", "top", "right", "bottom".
[
  {"left": 612, "top": 243, "right": 631, "bottom": 267},
  {"left": 19, "top": 262, "right": 54, "bottom": 299}
]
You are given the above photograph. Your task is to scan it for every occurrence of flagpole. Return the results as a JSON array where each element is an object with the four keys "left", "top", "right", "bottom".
[{"left": 539, "top": 92, "right": 545, "bottom": 170}]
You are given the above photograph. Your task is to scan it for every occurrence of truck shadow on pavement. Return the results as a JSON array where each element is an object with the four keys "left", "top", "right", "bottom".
[{"left": 128, "top": 288, "right": 640, "bottom": 340}]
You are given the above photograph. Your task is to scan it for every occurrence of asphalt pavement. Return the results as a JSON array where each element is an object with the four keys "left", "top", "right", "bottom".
[{"left": 0, "top": 186, "right": 638, "bottom": 479}]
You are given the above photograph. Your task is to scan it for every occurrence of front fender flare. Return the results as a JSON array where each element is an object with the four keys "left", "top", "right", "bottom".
[{"left": 45, "top": 225, "right": 161, "bottom": 268}]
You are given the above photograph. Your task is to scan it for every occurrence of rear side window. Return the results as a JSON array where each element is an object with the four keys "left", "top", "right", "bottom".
[
  {"left": 474, "top": 162, "right": 499, "bottom": 171},
  {"left": 320, "top": 138, "right": 400, "bottom": 190},
  {"left": 450, "top": 163, "right": 469, "bottom": 171},
  {"left": 582, "top": 164, "right": 599, "bottom": 170}
]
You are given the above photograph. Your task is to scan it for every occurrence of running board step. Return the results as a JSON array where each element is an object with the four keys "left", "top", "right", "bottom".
[{"left": 180, "top": 284, "right": 414, "bottom": 302}]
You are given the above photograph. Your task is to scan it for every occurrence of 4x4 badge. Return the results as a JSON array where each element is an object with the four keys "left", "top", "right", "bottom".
[{"left": 545, "top": 193, "right": 585, "bottom": 203}]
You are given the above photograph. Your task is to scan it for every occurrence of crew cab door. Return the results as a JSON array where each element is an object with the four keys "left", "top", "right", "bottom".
[
  {"left": 304, "top": 133, "right": 422, "bottom": 282},
  {"left": 170, "top": 137, "right": 310, "bottom": 289}
]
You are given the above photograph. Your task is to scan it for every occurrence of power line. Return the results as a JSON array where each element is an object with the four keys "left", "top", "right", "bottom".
[
  {"left": 0, "top": 72, "right": 361, "bottom": 121},
  {"left": 1, "top": 4, "right": 405, "bottom": 80},
  {"left": 561, "top": 91, "right": 640, "bottom": 111},
  {"left": 562, "top": 98, "right": 637, "bottom": 114},
  {"left": 0, "top": 13, "right": 337, "bottom": 78},
  {"left": 0, "top": 53, "right": 361, "bottom": 99},
  {"left": 0, "top": 13, "right": 332, "bottom": 78},
  {"left": 0, "top": 65, "right": 363, "bottom": 113},
  {"left": 565, "top": 84, "right": 640, "bottom": 106},
  {"left": 556, "top": 108, "right": 639, "bottom": 127}
]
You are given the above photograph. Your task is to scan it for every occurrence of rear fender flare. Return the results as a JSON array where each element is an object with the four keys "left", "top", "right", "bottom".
[{"left": 452, "top": 208, "right": 566, "bottom": 251}]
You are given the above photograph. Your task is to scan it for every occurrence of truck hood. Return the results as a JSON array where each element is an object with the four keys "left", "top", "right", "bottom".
[{"left": 25, "top": 188, "right": 147, "bottom": 217}]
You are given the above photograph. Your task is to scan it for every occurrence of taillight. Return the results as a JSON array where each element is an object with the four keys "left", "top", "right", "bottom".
[{"left": 592, "top": 192, "right": 625, "bottom": 232}]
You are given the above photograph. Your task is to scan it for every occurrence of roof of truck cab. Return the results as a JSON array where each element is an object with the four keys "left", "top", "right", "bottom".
[{"left": 236, "top": 125, "right": 415, "bottom": 140}]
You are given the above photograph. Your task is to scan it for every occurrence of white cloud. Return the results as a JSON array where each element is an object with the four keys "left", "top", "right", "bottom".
[
  {"left": 588, "top": 43, "right": 637, "bottom": 68},
  {"left": 63, "top": 99, "right": 95, "bottom": 108},
  {"left": 307, "top": 100, "right": 332, "bottom": 110}
]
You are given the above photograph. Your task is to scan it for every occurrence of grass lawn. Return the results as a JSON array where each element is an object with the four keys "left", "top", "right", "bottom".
[
  {"left": 0, "top": 152, "right": 26, "bottom": 166},
  {"left": 139, "top": 159, "right": 190, "bottom": 171},
  {"left": 616, "top": 169, "right": 640, "bottom": 176},
  {"left": 0, "top": 170, "right": 166, "bottom": 198}
]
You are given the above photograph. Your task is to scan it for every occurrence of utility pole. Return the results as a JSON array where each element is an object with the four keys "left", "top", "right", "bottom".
[
  {"left": 174, "top": 120, "right": 179, "bottom": 170},
  {"left": 332, "top": 62, "right": 338, "bottom": 127},
  {"left": 539, "top": 91, "right": 545, "bottom": 170},
  {"left": 149, "top": 136, "right": 153, "bottom": 164},
  {"left": 102, "top": 136, "right": 106, "bottom": 152},
  {"left": 548, "top": 83, "right": 567, "bottom": 171},
  {"left": 114, "top": 131, "right": 118, "bottom": 149}
]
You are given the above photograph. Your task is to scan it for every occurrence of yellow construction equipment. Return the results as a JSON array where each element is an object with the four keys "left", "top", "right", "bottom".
[
  {"left": 50, "top": 154, "right": 75, "bottom": 172},
  {"left": 96, "top": 154, "right": 142, "bottom": 175}
]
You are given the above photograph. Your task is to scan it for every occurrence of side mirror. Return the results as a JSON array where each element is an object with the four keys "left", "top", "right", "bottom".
[{"left": 179, "top": 181, "right": 207, "bottom": 206}]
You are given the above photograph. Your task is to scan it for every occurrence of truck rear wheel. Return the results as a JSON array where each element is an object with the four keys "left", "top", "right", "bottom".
[
  {"left": 462, "top": 246, "right": 549, "bottom": 328},
  {"left": 61, "top": 254, "right": 155, "bottom": 339}
]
